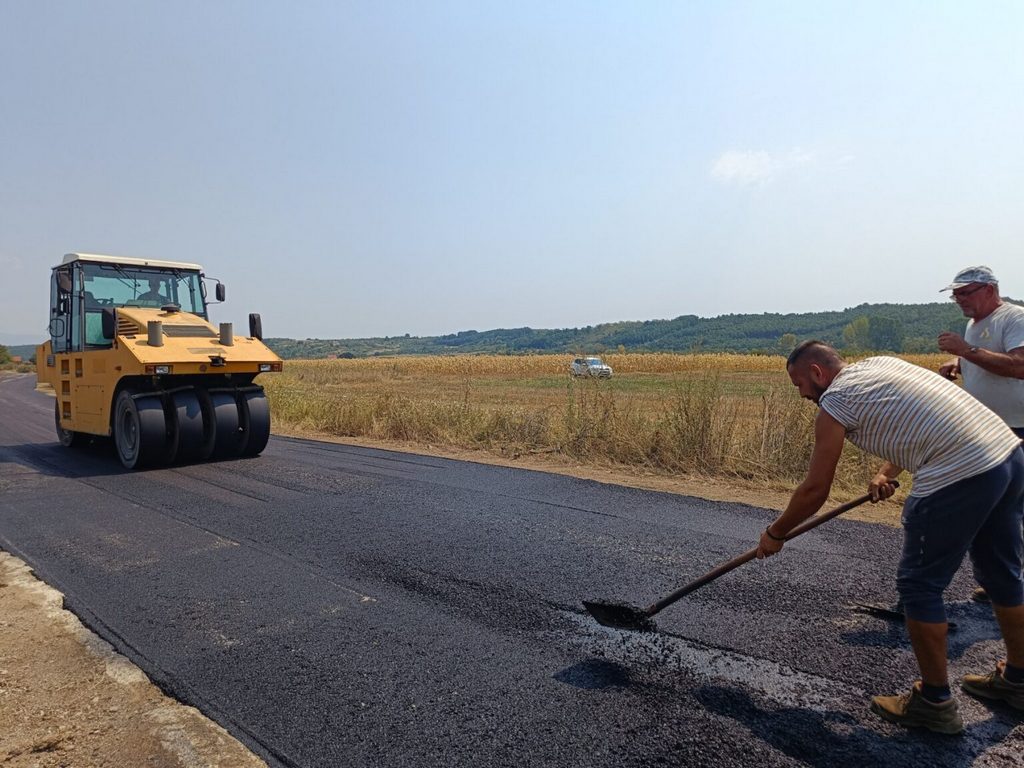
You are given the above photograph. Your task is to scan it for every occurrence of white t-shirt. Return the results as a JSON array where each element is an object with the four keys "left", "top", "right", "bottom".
[
  {"left": 819, "top": 357, "right": 1021, "bottom": 497},
  {"left": 963, "top": 301, "right": 1024, "bottom": 429}
]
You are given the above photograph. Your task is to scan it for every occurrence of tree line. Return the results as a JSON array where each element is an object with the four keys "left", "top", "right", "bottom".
[{"left": 264, "top": 299, "right": 995, "bottom": 359}]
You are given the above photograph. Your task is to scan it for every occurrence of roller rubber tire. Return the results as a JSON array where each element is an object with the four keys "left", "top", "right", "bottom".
[
  {"left": 239, "top": 390, "right": 271, "bottom": 457},
  {"left": 114, "top": 390, "right": 168, "bottom": 470},
  {"left": 54, "top": 400, "right": 85, "bottom": 448},
  {"left": 209, "top": 391, "right": 243, "bottom": 459},
  {"left": 170, "top": 390, "right": 209, "bottom": 464}
]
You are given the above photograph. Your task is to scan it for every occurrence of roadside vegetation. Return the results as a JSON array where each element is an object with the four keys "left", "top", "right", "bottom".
[
  {"left": 262, "top": 352, "right": 948, "bottom": 494},
  {"left": 0, "top": 344, "right": 34, "bottom": 374}
]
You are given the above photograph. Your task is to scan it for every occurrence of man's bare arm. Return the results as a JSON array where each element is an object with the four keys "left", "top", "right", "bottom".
[
  {"left": 938, "top": 334, "right": 1024, "bottom": 380},
  {"left": 757, "top": 409, "right": 846, "bottom": 558}
]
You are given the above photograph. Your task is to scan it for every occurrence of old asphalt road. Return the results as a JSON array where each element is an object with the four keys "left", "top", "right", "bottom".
[{"left": 1, "top": 373, "right": 1021, "bottom": 767}]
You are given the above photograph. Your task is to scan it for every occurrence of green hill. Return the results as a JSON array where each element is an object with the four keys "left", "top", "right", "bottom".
[
  {"left": 4, "top": 344, "right": 38, "bottom": 362},
  {"left": 265, "top": 300, "right": 993, "bottom": 359}
]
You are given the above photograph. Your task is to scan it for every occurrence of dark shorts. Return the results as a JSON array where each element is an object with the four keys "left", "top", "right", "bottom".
[{"left": 897, "top": 447, "right": 1024, "bottom": 623}]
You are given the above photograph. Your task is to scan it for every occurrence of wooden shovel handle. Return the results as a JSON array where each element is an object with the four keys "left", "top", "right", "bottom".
[{"left": 643, "top": 484, "right": 897, "bottom": 617}]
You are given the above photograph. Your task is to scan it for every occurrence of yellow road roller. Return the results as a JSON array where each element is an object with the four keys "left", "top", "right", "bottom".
[{"left": 36, "top": 253, "right": 282, "bottom": 469}]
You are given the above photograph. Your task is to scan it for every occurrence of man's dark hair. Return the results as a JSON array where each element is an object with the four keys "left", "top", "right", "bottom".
[{"left": 786, "top": 340, "right": 844, "bottom": 370}]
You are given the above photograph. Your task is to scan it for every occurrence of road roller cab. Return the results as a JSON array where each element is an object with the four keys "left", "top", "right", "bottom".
[{"left": 36, "top": 253, "right": 282, "bottom": 469}]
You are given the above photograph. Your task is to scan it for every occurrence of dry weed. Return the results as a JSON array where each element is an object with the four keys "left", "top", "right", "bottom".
[{"left": 264, "top": 353, "right": 949, "bottom": 492}]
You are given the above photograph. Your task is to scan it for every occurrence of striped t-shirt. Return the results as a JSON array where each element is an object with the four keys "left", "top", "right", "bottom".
[{"left": 818, "top": 356, "right": 1022, "bottom": 497}]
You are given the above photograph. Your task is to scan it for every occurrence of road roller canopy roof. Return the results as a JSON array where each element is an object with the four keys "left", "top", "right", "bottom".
[{"left": 61, "top": 253, "right": 204, "bottom": 272}]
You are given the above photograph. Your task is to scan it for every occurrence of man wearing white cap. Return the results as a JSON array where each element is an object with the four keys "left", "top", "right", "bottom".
[{"left": 939, "top": 266, "right": 1024, "bottom": 602}]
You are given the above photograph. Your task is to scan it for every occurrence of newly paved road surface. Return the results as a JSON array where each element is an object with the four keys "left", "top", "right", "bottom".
[{"left": 1, "top": 374, "right": 1021, "bottom": 767}]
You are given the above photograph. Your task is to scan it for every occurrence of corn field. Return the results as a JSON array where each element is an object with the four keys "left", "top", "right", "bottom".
[{"left": 262, "top": 353, "right": 948, "bottom": 492}]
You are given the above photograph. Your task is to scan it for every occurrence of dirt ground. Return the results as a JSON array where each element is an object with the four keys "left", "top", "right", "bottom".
[
  {"left": 0, "top": 552, "right": 267, "bottom": 768},
  {"left": 0, "top": 432, "right": 902, "bottom": 768}
]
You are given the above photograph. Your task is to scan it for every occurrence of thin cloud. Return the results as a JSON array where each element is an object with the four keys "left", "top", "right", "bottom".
[
  {"left": 710, "top": 148, "right": 816, "bottom": 188},
  {"left": 0, "top": 254, "right": 26, "bottom": 272}
]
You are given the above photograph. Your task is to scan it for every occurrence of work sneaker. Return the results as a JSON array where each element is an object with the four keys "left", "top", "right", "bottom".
[
  {"left": 961, "top": 664, "right": 1024, "bottom": 711},
  {"left": 971, "top": 587, "right": 991, "bottom": 604},
  {"left": 870, "top": 683, "right": 964, "bottom": 735}
]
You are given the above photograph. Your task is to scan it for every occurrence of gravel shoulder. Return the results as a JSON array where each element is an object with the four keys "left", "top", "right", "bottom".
[{"left": 0, "top": 552, "right": 266, "bottom": 768}]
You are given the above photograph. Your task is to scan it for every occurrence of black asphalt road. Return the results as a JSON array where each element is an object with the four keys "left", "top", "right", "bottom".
[{"left": 1, "top": 373, "right": 1021, "bottom": 767}]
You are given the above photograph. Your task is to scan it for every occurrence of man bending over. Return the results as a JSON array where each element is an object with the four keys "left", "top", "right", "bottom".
[{"left": 757, "top": 340, "right": 1024, "bottom": 734}]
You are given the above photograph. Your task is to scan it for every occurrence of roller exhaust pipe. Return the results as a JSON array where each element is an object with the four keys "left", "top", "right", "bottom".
[{"left": 147, "top": 320, "right": 163, "bottom": 347}]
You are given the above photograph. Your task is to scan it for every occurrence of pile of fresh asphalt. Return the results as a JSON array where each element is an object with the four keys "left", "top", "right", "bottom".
[{"left": 1, "top": 375, "right": 1020, "bottom": 767}]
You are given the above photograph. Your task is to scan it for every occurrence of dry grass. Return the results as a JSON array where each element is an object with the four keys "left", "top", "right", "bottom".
[
  {"left": 0, "top": 363, "right": 33, "bottom": 374},
  {"left": 262, "top": 353, "right": 949, "bottom": 493}
]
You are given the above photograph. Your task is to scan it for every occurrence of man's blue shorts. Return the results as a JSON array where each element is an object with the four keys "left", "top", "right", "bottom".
[{"left": 897, "top": 446, "right": 1024, "bottom": 623}]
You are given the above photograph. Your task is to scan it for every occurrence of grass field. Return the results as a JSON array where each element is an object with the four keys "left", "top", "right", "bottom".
[{"left": 262, "top": 352, "right": 950, "bottom": 493}]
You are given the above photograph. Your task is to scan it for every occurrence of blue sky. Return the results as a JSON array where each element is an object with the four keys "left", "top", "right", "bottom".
[{"left": 2, "top": 1, "right": 1022, "bottom": 343}]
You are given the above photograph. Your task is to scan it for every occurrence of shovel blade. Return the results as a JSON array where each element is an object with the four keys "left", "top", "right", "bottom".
[{"left": 582, "top": 600, "right": 657, "bottom": 632}]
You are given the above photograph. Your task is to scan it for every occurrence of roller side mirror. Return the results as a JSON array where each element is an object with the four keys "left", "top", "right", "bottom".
[{"left": 102, "top": 308, "right": 116, "bottom": 340}]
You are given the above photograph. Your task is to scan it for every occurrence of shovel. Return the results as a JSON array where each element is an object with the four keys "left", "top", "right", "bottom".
[{"left": 583, "top": 485, "right": 896, "bottom": 632}]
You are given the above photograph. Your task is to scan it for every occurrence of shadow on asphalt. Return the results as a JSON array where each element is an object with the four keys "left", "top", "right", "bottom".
[
  {"left": 695, "top": 682, "right": 1018, "bottom": 767},
  {"left": 553, "top": 658, "right": 632, "bottom": 690},
  {"left": 0, "top": 440, "right": 128, "bottom": 479},
  {"left": 2, "top": 439, "right": 252, "bottom": 479},
  {"left": 840, "top": 601, "right": 1003, "bottom": 663}
]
